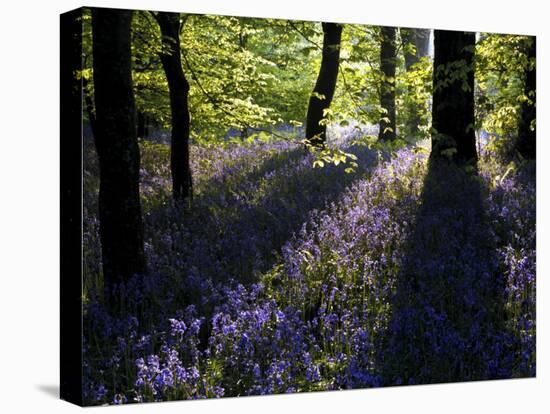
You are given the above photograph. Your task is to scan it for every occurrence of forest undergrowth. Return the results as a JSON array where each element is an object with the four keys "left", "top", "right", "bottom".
[{"left": 82, "top": 130, "right": 535, "bottom": 404}]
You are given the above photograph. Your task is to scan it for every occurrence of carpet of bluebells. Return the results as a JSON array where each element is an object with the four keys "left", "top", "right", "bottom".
[{"left": 82, "top": 128, "right": 535, "bottom": 405}]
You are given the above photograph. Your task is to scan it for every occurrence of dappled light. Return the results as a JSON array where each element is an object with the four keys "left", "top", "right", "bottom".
[{"left": 63, "top": 6, "right": 536, "bottom": 406}]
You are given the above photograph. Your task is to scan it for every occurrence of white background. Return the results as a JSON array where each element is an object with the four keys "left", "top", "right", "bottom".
[{"left": 0, "top": 0, "right": 547, "bottom": 412}]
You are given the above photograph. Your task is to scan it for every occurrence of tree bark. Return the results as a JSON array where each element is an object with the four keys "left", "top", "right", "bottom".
[
  {"left": 305, "top": 22, "right": 342, "bottom": 146},
  {"left": 431, "top": 30, "right": 477, "bottom": 164},
  {"left": 137, "top": 111, "right": 146, "bottom": 138},
  {"left": 379, "top": 26, "right": 397, "bottom": 141},
  {"left": 92, "top": 8, "right": 147, "bottom": 291},
  {"left": 516, "top": 36, "right": 536, "bottom": 159},
  {"left": 155, "top": 12, "right": 193, "bottom": 201}
]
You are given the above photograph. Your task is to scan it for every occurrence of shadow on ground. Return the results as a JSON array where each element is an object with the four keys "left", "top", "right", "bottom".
[
  {"left": 146, "top": 144, "right": 380, "bottom": 287},
  {"left": 375, "top": 159, "right": 513, "bottom": 385}
]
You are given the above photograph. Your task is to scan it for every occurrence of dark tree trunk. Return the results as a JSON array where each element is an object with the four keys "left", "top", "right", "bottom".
[
  {"left": 431, "top": 30, "right": 477, "bottom": 164},
  {"left": 516, "top": 36, "right": 536, "bottom": 159},
  {"left": 144, "top": 115, "right": 150, "bottom": 137},
  {"left": 379, "top": 26, "right": 397, "bottom": 141},
  {"left": 92, "top": 9, "right": 146, "bottom": 293},
  {"left": 155, "top": 12, "right": 193, "bottom": 201},
  {"left": 401, "top": 28, "right": 431, "bottom": 138},
  {"left": 137, "top": 111, "right": 146, "bottom": 138},
  {"left": 305, "top": 22, "right": 342, "bottom": 146}
]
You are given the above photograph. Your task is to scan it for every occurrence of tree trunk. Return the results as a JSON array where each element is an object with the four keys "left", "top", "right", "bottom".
[
  {"left": 305, "top": 22, "right": 342, "bottom": 146},
  {"left": 401, "top": 28, "right": 431, "bottom": 138},
  {"left": 516, "top": 36, "right": 536, "bottom": 159},
  {"left": 431, "top": 30, "right": 477, "bottom": 164},
  {"left": 137, "top": 111, "right": 146, "bottom": 138},
  {"left": 144, "top": 115, "right": 150, "bottom": 137},
  {"left": 155, "top": 12, "right": 193, "bottom": 201},
  {"left": 92, "top": 8, "right": 146, "bottom": 293},
  {"left": 379, "top": 26, "right": 397, "bottom": 141}
]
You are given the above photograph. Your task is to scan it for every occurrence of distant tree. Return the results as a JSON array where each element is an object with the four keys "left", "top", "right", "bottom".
[
  {"left": 136, "top": 110, "right": 148, "bottom": 139},
  {"left": 92, "top": 8, "right": 146, "bottom": 293},
  {"left": 305, "top": 22, "right": 343, "bottom": 146},
  {"left": 153, "top": 11, "right": 193, "bottom": 201},
  {"left": 402, "top": 28, "right": 430, "bottom": 68},
  {"left": 516, "top": 36, "right": 536, "bottom": 159},
  {"left": 378, "top": 26, "right": 397, "bottom": 141},
  {"left": 401, "top": 28, "right": 431, "bottom": 137},
  {"left": 431, "top": 30, "right": 477, "bottom": 164}
]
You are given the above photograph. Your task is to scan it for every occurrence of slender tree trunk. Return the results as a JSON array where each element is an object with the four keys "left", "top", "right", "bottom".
[
  {"left": 239, "top": 25, "right": 249, "bottom": 142},
  {"left": 92, "top": 9, "right": 146, "bottom": 294},
  {"left": 144, "top": 115, "right": 150, "bottom": 137},
  {"left": 431, "top": 30, "right": 477, "bottom": 164},
  {"left": 379, "top": 26, "right": 397, "bottom": 141},
  {"left": 516, "top": 36, "right": 536, "bottom": 159},
  {"left": 305, "top": 22, "right": 342, "bottom": 146},
  {"left": 137, "top": 111, "right": 146, "bottom": 138},
  {"left": 155, "top": 12, "right": 193, "bottom": 201}
]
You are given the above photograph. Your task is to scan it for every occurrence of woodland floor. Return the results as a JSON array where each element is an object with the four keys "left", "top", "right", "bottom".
[{"left": 82, "top": 131, "right": 535, "bottom": 404}]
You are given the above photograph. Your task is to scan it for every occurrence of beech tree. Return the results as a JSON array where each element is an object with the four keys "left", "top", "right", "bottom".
[
  {"left": 431, "top": 30, "right": 477, "bottom": 164},
  {"left": 92, "top": 8, "right": 146, "bottom": 292},
  {"left": 378, "top": 26, "right": 397, "bottom": 141},
  {"left": 154, "top": 11, "right": 193, "bottom": 201},
  {"left": 305, "top": 22, "right": 342, "bottom": 146}
]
